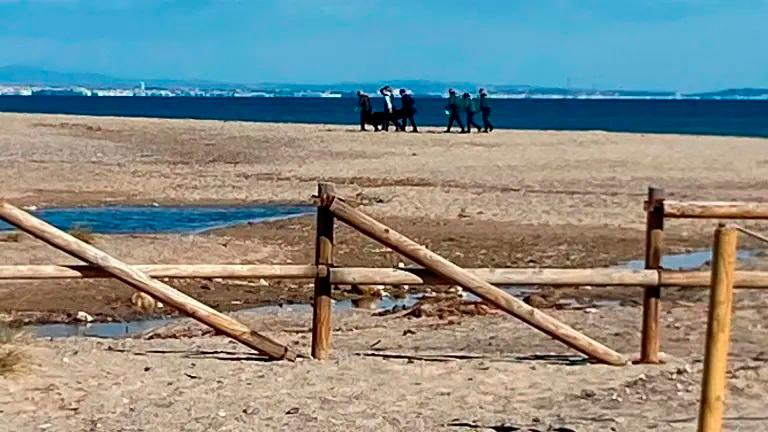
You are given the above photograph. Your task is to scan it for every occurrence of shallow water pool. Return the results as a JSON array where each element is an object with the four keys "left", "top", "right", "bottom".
[
  {"left": 30, "top": 249, "right": 755, "bottom": 339},
  {"left": 623, "top": 249, "right": 752, "bottom": 270},
  {"left": 0, "top": 204, "right": 314, "bottom": 234}
]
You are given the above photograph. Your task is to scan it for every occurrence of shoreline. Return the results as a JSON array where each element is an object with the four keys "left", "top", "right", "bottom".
[{"left": 3, "top": 107, "right": 768, "bottom": 140}]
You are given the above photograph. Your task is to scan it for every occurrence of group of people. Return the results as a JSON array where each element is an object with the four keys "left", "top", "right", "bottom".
[{"left": 356, "top": 86, "right": 493, "bottom": 133}]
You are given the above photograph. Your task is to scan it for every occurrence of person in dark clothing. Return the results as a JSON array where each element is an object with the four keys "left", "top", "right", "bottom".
[
  {"left": 356, "top": 90, "right": 374, "bottom": 131},
  {"left": 398, "top": 88, "right": 418, "bottom": 132},
  {"left": 445, "top": 88, "right": 464, "bottom": 133},
  {"left": 462, "top": 92, "right": 482, "bottom": 133},
  {"left": 479, "top": 88, "right": 493, "bottom": 132}
]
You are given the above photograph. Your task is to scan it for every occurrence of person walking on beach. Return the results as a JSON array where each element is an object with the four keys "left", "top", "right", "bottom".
[
  {"left": 356, "top": 90, "right": 374, "bottom": 131},
  {"left": 379, "top": 86, "right": 402, "bottom": 131},
  {"left": 462, "top": 92, "right": 482, "bottom": 133},
  {"left": 479, "top": 88, "right": 493, "bottom": 132},
  {"left": 445, "top": 88, "right": 464, "bottom": 132},
  {"left": 399, "top": 88, "right": 418, "bottom": 132}
]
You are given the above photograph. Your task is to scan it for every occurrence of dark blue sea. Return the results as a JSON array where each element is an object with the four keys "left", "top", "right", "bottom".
[{"left": 1, "top": 95, "right": 767, "bottom": 137}]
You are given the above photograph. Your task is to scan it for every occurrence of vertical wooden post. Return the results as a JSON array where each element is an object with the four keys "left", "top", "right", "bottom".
[
  {"left": 311, "top": 182, "right": 335, "bottom": 360},
  {"left": 697, "top": 225, "right": 737, "bottom": 432},
  {"left": 641, "top": 187, "right": 665, "bottom": 363}
]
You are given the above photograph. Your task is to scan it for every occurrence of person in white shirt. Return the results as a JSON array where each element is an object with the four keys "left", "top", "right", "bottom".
[{"left": 379, "top": 86, "right": 403, "bottom": 131}]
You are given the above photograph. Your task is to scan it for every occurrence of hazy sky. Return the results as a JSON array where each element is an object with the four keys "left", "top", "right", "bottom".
[{"left": 1, "top": 0, "right": 766, "bottom": 91}]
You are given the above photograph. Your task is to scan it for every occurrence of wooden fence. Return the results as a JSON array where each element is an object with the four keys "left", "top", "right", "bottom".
[
  {"left": 640, "top": 187, "right": 768, "bottom": 363},
  {"left": 697, "top": 225, "right": 737, "bottom": 432},
  {"left": 2, "top": 183, "right": 768, "bottom": 368}
]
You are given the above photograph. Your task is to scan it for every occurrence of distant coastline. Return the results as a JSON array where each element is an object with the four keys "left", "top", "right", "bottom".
[
  {"left": 2, "top": 85, "right": 768, "bottom": 100},
  {"left": 1, "top": 66, "right": 768, "bottom": 100}
]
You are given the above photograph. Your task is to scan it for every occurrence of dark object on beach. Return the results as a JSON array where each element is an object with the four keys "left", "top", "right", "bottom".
[
  {"left": 360, "top": 109, "right": 415, "bottom": 133},
  {"left": 445, "top": 89, "right": 465, "bottom": 133},
  {"left": 479, "top": 88, "right": 493, "bottom": 132}
]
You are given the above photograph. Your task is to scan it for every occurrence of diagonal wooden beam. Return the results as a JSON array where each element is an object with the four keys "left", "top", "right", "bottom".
[
  {"left": 328, "top": 197, "right": 627, "bottom": 366},
  {"left": 0, "top": 201, "right": 295, "bottom": 361}
]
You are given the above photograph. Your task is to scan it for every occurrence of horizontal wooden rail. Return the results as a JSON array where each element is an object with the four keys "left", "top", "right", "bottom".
[
  {"left": 664, "top": 201, "right": 768, "bottom": 219},
  {"left": 332, "top": 268, "right": 768, "bottom": 288},
  {"left": 0, "top": 264, "right": 318, "bottom": 280},
  {"left": 2, "top": 265, "right": 768, "bottom": 288},
  {"left": 659, "top": 270, "right": 768, "bottom": 288},
  {"left": 330, "top": 267, "right": 659, "bottom": 286}
]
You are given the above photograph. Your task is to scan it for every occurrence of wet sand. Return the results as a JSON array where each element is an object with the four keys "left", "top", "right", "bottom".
[
  {"left": 2, "top": 113, "right": 768, "bottom": 430},
  {"left": 2, "top": 113, "right": 767, "bottom": 322},
  {"left": 4, "top": 304, "right": 768, "bottom": 431}
]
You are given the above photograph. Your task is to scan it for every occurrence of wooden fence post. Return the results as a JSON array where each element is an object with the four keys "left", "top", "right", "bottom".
[
  {"left": 311, "top": 183, "right": 335, "bottom": 360},
  {"left": 697, "top": 225, "right": 737, "bottom": 432},
  {"left": 641, "top": 187, "right": 665, "bottom": 363},
  {"left": 329, "top": 197, "right": 627, "bottom": 366},
  {"left": 0, "top": 201, "right": 295, "bottom": 361}
]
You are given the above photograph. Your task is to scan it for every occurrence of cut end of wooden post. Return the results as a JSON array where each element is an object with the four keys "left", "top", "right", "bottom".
[
  {"left": 645, "top": 187, "right": 666, "bottom": 209},
  {"left": 316, "top": 182, "right": 337, "bottom": 207},
  {"left": 282, "top": 348, "right": 298, "bottom": 362}
]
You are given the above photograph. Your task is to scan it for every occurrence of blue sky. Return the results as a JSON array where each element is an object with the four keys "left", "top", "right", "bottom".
[{"left": 0, "top": 0, "right": 766, "bottom": 91}]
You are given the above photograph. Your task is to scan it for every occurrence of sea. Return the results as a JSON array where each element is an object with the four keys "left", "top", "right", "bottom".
[{"left": 1, "top": 95, "right": 767, "bottom": 137}]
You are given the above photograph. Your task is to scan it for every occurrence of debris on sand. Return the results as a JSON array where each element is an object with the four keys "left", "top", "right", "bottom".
[
  {"left": 142, "top": 322, "right": 215, "bottom": 340},
  {"left": 0, "top": 348, "right": 24, "bottom": 375},
  {"left": 522, "top": 289, "right": 561, "bottom": 309},
  {"left": 0, "top": 323, "right": 25, "bottom": 376},
  {"left": 377, "top": 297, "right": 495, "bottom": 319},
  {"left": 351, "top": 191, "right": 392, "bottom": 207},
  {"left": 346, "top": 284, "right": 386, "bottom": 298},
  {"left": 75, "top": 311, "right": 95, "bottom": 323}
]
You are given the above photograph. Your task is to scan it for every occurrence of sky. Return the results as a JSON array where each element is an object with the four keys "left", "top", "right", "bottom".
[{"left": 0, "top": 0, "right": 766, "bottom": 91}]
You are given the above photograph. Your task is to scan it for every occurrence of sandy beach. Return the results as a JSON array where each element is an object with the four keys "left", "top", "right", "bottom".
[{"left": 2, "top": 113, "right": 768, "bottom": 431}]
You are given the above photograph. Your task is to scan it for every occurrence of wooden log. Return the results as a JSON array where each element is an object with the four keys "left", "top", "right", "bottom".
[
  {"left": 661, "top": 270, "right": 768, "bottom": 288},
  {"left": 0, "top": 201, "right": 295, "bottom": 361},
  {"left": 311, "top": 183, "right": 335, "bottom": 360},
  {"left": 3, "top": 265, "right": 768, "bottom": 288},
  {"left": 0, "top": 264, "right": 318, "bottom": 280},
  {"left": 697, "top": 225, "right": 737, "bottom": 432},
  {"left": 330, "top": 267, "right": 659, "bottom": 286},
  {"left": 641, "top": 187, "right": 665, "bottom": 363},
  {"left": 329, "top": 197, "right": 628, "bottom": 366},
  {"left": 665, "top": 201, "right": 768, "bottom": 219}
]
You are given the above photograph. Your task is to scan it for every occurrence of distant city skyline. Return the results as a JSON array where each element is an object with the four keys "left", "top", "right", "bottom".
[{"left": 1, "top": 0, "right": 767, "bottom": 92}]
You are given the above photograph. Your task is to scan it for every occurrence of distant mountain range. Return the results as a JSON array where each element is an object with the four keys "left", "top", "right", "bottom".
[
  {"left": 0, "top": 65, "right": 231, "bottom": 89},
  {"left": 2, "top": 65, "right": 768, "bottom": 100}
]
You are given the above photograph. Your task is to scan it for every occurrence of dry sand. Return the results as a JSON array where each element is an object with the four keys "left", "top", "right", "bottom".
[
  {"left": 2, "top": 113, "right": 768, "bottom": 431},
  {"left": 1, "top": 113, "right": 767, "bottom": 227},
  {"left": 3, "top": 305, "right": 768, "bottom": 431}
]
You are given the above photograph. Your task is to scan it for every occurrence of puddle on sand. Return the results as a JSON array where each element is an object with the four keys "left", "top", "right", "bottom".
[
  {"left": 35, "top": 249, "right": 744, "bottom": 339},
  {"left": 32, "top": 297, "right": 421, "bottom": 339},
  {"left": 0, "top": 205, "right": 314, "bottom": 234},
  {"left": 33, "top": 317, "right": 175, "bottom": 339},
  {"left": 30, "top": 286, "right": 610, "bottom": 339},
  {"left": 624, "top": 249, "right": 753, "bottom": 270}
]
